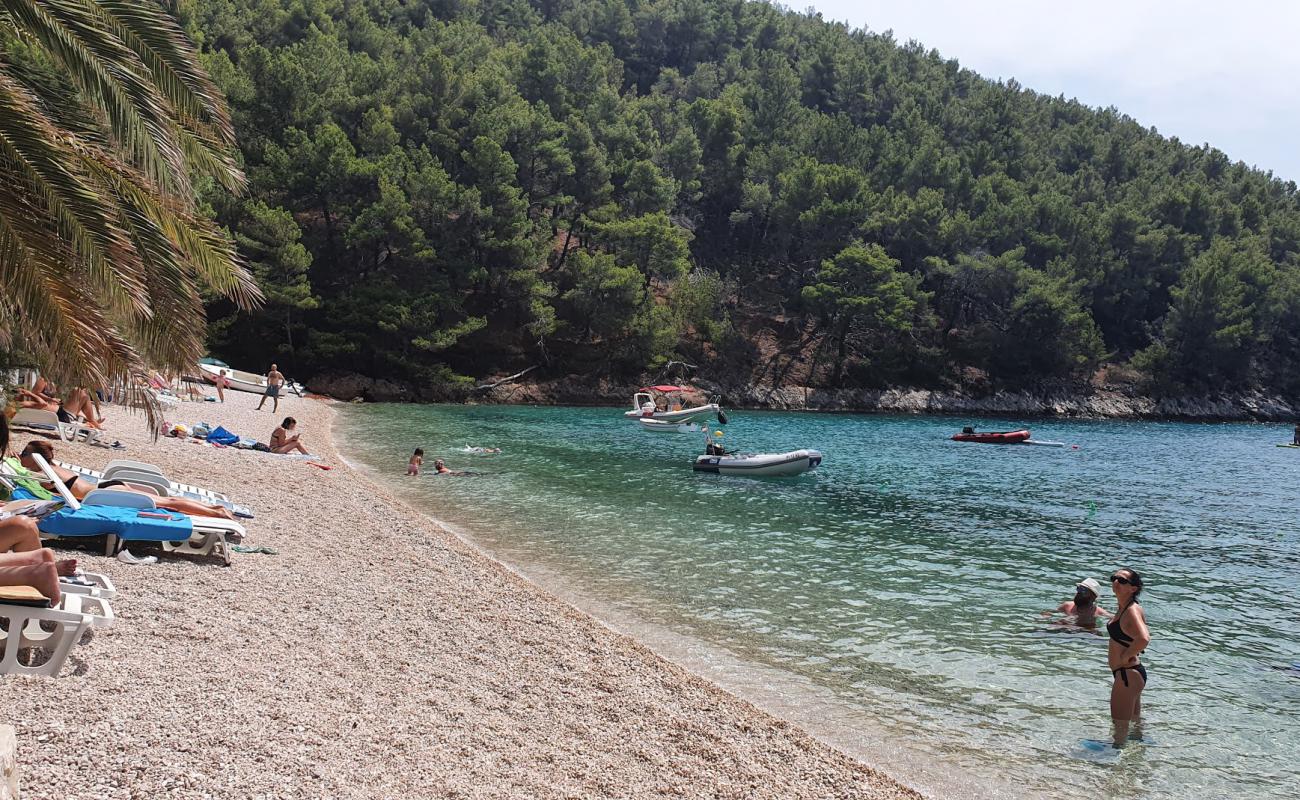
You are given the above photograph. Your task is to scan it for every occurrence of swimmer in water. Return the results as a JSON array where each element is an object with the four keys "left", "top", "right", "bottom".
[
  {"left": 462, "top": 446, "right": 501, "bottom": 454},
  {"left": 1056, "top": 578, "right": 1109, "bottom": 626},
  {"left": 432, "top": 458, "right": 476, "bottom": 476},
  {"left": 1107, "top": 568, "right": 1151, "bottom": 747}
]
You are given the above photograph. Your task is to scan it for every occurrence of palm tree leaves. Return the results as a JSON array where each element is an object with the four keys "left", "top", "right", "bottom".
[{"left": 0, "top": 0, "right": 259, "bottom": 390}]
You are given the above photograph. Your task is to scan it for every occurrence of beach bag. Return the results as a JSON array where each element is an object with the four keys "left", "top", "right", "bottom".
[
  {"left": 206, "top": 425, "right": 240, "bottom": 446},
  {"left": 192, "top": 423, "right": 212, "bottom": 438}
]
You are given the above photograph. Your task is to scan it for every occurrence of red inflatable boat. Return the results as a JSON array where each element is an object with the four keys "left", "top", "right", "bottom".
[{"left": 951, "top": 429, "right": 1031, "bottom": 444}]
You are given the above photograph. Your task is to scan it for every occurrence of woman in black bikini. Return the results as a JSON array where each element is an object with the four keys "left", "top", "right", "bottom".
[{"left": 1107, "top": 568, "right": 1150, "bottom": 746}]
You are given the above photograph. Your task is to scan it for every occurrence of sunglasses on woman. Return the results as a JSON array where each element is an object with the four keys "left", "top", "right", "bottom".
[{"left": 1110, "top": 574, "right": 1134, "bottom": 585}]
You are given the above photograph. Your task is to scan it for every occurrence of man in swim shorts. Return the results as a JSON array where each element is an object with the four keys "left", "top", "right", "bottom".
[{"left": 256, "top": 363, "right": 286, "bottom": 413}]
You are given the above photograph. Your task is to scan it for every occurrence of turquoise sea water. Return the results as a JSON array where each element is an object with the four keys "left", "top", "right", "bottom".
[{"left": 336, "top": 404, "right": 1300, "bottom": 798}]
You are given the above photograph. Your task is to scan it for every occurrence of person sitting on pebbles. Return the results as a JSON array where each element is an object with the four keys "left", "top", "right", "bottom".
[{"left": 270, "top": 417, "right": 310, "bottom": 455}]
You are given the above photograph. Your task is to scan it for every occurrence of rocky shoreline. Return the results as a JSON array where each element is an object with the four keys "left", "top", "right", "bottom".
[{"left": 310, "top": 371, "right": 1299, "bottom": 422}]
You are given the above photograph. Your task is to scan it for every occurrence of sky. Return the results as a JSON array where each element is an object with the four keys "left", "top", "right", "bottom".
[{"left": 809, "top": 0, "right": 1300, "bottom": 182}]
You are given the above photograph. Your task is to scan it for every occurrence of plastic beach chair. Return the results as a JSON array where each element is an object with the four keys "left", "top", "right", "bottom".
[
  {"left": 99, "top": 469, "right": 171, "bottom": 497},
  {"left": 0, "top": 587, "right": 93, "bottom": 677},
  {"left": 79, "top": 489, "right": 241, "bottom": 567},
  {"left": 60, "top": 459, "right": 240, "bottom": 508},
  {"left": 10, "top": 408, "right": 101, "bottom": 445},
  {"left": 30, "top": 454, "right": 237, "bottom": 567}
]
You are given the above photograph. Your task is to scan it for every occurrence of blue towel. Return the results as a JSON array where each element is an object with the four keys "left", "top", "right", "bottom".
[
  {"left": 39, "top": 505, "right": 193, "bottom": 543},
  {"left": 206, "top": 425, "right": 240, "bottom": 446}
]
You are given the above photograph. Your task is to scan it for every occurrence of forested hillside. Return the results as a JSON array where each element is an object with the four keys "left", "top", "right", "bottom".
[{"left": 189, "top": 0, "right": 1300, "bottom": 398}]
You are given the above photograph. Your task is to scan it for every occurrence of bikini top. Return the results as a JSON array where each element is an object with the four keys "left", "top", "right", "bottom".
[{"left": 1107, "top": 604, "right": 1135, "bottom": 646}]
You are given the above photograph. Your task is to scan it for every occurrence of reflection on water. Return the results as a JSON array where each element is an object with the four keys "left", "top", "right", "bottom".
[{"left": 338, "top": 405, "right": 1300, "bottom": 799}]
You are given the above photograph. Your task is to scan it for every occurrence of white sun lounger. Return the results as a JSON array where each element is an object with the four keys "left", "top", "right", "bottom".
[
  {"left": 10, "top": 408, "right": 101, "bottom": 445},
  {"left": 57, "top": 459, "right": 238, "bottom": 506},
  {"left": 0, "top": 584, "right": 112, "bottom": 677},
  {"left": 0, "top": 597, "right": 92, "bottom": 677},
  {"left": 81, "top": 489, "right": 241, "bottom": 567},
  {"left": 33, "top": 455, "right": 241, "bottom": 567}
]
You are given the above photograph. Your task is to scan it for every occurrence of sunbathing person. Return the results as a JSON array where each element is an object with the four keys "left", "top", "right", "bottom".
[
  {"left": 0, "top": 515, "right": 42, "bottom": 553},
  {"left": 0, "top": 548, "right": 68, "bottom": 606},
  {"left": 16, "top": 386, "right": 60, "bottom": 412},
  {"left": 270, "top": 417, "right": 310, "bottom": 455},
  {"left": 19, "top": 441, "right": 236, "bottom": 520},
  {"left": 59, "top": 387, "right": 105, "bottom": 429}
]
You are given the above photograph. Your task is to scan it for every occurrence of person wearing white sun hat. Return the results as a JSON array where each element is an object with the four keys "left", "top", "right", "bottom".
[{"left": 1056, "top": 577, "right": 1109, "bottom": 625}]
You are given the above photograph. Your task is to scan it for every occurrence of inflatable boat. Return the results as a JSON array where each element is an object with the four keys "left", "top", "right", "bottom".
[
  {"left": 951, "top": 429, "right": 1031, "bottom": 444},
  {"left": 693, "top": 449, "right": 823, "bottom": 477},
  {"left": 624, "top": 385, "right": 723, "bottom": 423}
]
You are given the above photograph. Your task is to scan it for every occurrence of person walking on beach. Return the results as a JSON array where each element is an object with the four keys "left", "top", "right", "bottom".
[
  {"left": 408, "top": 448, "right": 423, "bottom": 476},
  {"left": 256, "top": 363, "right": 286, "bottom": 412},
  {"left": 216, "top": 370, "right": 229, "bottom": 403},
  {"left": 1056, "top": 577, "right": 1108, "bottom": 626},
  {"left": 1107, "top": 568, "right": 1150, "bottom": 747},
  {"left": 270, "top": 417, "right": 310, "bottom": 455}
]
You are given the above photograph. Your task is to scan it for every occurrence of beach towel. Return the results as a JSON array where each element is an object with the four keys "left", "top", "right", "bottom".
[
  {"left": 39, "top": 505, "right": 192, "bottom": 543},
  {"left": 2, "top": 458, "right": 55, "bottom": 500},
  {"left": 206, "top": 426, "right": 240, "bottom": 446}
]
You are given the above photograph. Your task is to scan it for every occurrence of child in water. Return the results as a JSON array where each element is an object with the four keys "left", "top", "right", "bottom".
[{"left": 407, "top": 448, "right": 423, "bottom": 476}]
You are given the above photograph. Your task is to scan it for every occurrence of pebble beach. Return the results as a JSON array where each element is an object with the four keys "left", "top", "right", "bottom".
[{"left": 0, "top": 391, "right": 922, "bottom": 799}]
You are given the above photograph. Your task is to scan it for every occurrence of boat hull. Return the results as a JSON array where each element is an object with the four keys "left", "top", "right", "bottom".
[
  {"left": 951, "top": 429, "right": 1031, "bottom": 444},
  {"left": 198, "top": 363, "right": 303, "bottom": 396},
  {"left": 693, "top": 449, "right": 823, "bottom": 477},
  {"left": 639, "top": 419, "right": 702, "bottom": 433},
  {"left": 199, "top": 363, "right": 268, "bottom": 394},
  {"left": 624, "top": 403, "right": 721, "bottom": 423}
]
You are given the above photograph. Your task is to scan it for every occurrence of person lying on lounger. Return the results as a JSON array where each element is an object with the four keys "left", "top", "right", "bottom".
[
  {"left": 16, "top": 386, "right": 60, "bottom": 412},
  {"left": 18, "top": 441, "right": 236, "bottom": 520},
  {"left": 58, "top": 387, "right": 105, "bottom": 429}
]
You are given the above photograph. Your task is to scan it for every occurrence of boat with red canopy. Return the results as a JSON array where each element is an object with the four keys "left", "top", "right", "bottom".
[
  {"left": 951, "top": 428, "right": 1031, "bottom": 444},
  {"left": 624, "top": 385, "right": 723, "bottom": 424}
]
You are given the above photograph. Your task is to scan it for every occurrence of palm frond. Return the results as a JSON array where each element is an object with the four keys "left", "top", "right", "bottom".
[
  {"left": 0, "top": 0, "right": 257, "bottom": 414},
  {"left": 2, "top": 0, "right": 189, "bottom": 193}
]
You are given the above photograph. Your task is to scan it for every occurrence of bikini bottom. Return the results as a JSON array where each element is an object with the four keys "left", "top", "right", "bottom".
[{"left": 1112, "top": 664, "right": 1148, "bottom": 687}]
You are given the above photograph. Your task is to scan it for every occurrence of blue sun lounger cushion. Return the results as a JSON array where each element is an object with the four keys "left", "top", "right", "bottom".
[{"left": 38, "top": 505, "right": 193, "bottom": 543}]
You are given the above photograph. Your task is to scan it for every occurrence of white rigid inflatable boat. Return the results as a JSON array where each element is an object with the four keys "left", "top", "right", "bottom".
[
  {"left": 623, "top": 385, "right": 722, "bottom": 424},
  {"left": 693, "top": 449, "right": 823, "bottom": 477},
  {"left": 638, "top": 418, "right": 703, "bottom": 433}
]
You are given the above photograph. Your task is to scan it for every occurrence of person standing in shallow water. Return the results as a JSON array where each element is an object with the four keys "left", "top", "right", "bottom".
[
  {"left": 1107, "top": 568, "right": 1150, "bottom": 747},
  {"left": 1056, "top": 577, "right": 1108, "bottom": 626}
]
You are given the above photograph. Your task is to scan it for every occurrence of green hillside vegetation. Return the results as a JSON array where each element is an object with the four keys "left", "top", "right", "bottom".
[{"left": 190, "top": 0, "right": 1300, "bottom": 396}]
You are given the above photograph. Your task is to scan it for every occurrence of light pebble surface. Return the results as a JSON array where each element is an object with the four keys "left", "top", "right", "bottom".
[{"left": 0, "top": 391, "right": 923, "bottom": 799}]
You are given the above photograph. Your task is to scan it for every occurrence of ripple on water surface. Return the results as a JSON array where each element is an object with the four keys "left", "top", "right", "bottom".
[{"left": 339, "top": 405, "right": 1300, "bottom": 799}]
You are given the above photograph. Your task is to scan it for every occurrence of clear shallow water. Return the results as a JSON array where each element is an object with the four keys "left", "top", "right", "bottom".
[{"left": 337, "top": 405, "right": 1300, "bottom": 798}]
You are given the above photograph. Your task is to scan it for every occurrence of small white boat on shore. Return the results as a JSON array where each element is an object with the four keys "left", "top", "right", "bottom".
[
  {"left": 624, "top": 385, "right": 723, "bottom": 424},
  {"left": 693, "top": 449, "right": 823, "bottom": 477},
  {"left": 198, "top": 359, "right": 303, "bottom": 396},
  {"left": 638, "top": 419, "right": 703, "bottom": 433}
]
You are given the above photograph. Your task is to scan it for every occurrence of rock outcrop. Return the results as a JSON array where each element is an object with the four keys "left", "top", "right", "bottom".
[{"left": 308, "top": 370, "right": 1298, "bottom": 421}]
